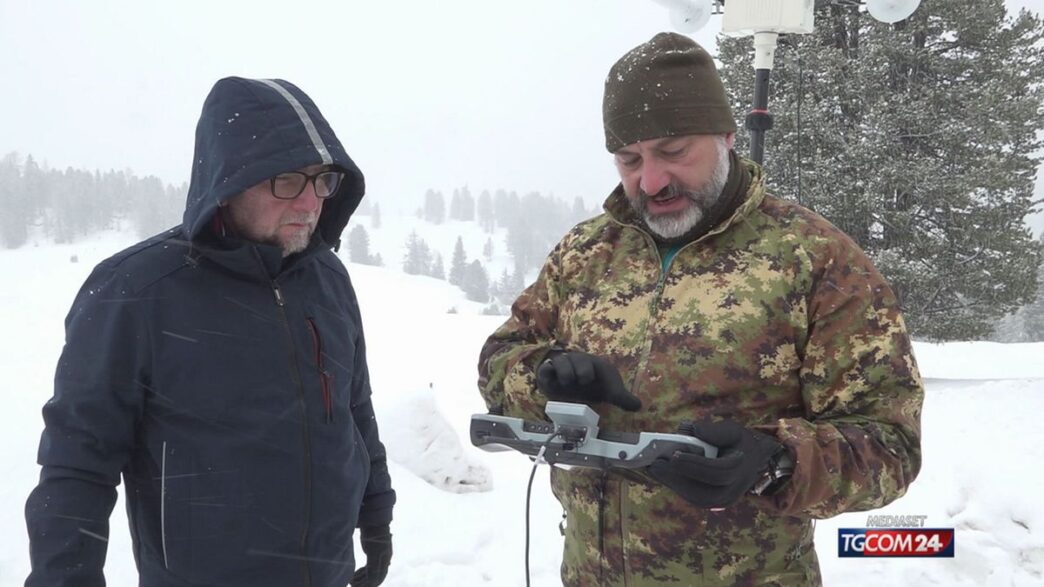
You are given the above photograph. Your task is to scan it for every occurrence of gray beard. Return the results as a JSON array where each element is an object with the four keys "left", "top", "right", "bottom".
[
  {"left": 280, "top": 225, "right": 316, "bottom": 257},
  {"left": 633, "top": 139, "right": 731, "bottom": 240}
]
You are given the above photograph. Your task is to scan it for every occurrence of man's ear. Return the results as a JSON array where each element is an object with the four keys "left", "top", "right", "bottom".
[{"left": 724, "top": 132, "right": 736, "bottom": 150}]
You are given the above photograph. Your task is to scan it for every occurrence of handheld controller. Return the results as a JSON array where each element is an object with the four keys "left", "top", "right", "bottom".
[{"left": 470, "top": 401, "right": 718, "bottom": 470}]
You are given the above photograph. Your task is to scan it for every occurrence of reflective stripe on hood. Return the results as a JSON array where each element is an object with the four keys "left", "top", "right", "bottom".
[{"left": 253, "top": 79, "right": 334, "bottom": 166}]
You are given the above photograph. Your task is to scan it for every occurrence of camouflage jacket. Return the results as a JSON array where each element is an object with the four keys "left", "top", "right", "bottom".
[{"left": 478, "top": 160, "right": 923, "bottom": 586}]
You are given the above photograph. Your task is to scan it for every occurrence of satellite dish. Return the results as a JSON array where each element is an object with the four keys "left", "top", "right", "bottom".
[
  {"left": 865, "top": 0, "right": 921, "bottom": 24},
  {"left": 669, "top": 1, "right": 713, "bottom": 32},
  {"left": 651, "top": 0, "right": 713, "bottom": 33}
]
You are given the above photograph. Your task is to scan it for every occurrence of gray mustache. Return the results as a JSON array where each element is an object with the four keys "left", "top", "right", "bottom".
[
  {"left": 280, "top": 214, "right": 319, "bottom": 226},
  {"left": 641, "top": 184, "right": 696, "bottom": 202}
]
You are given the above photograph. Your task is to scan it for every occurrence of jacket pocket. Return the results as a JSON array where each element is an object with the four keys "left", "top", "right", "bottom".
[
  {"left": 160, "top": 444, "right": 255, "bottom": 583},
  {"left": 306, "top": 317, "right": 335, "bottom": 423}
]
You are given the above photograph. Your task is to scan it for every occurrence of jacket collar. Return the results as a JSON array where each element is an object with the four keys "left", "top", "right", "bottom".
[{"left": 189, "top": 220, "right": 328, "bottom": 282}]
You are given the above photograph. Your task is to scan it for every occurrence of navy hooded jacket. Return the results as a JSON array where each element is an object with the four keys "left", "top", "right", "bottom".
[{"left": 26, "top": 77, "right": 395, "bottom": 587}]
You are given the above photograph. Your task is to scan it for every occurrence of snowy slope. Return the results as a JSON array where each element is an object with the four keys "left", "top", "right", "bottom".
[
  {"left": 346, "top": 202, "right": 579, "bottom": 295},
  {"left": 2, "top": 233, "right": 1043, "bottom": 586},
  {"left": 349, "top": 209, "right": 516, "bottom": 280}
]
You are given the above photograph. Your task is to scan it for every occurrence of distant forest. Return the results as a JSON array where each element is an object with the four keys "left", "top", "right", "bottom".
[
  {"left": 0, "top": 152, "right": 184, "bottom": 248},
  {"left": 347, "top": 186, "right": 594, "bottom": 312},
  {"left": 3, "top": 150, "right": 1042, "bottom": 342},
  {"left": 0, "top": 151, "right": 595, "bottom": 316}
]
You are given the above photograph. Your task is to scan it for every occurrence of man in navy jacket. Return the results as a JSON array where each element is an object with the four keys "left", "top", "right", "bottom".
[{"left": 25, "top": 77, "right": 396, "bottom": 587}]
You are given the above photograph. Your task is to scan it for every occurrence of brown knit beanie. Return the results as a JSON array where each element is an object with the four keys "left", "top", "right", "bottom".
[{"left": 603, "top": 32, "right": 737, "bottom": 152}]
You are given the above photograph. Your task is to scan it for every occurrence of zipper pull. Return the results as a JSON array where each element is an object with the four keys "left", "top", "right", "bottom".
[
  {"left": 272, "top": 283, "right": 286, "bottom": 306},
  {"left": 322, "top": 371, "right": 334, "bottom": 424}
]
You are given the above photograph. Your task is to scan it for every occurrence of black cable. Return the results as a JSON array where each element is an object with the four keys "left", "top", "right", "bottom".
[
  {"left": 525, "top": 432, "right": 563, "bottom": 587},
  {"left": 524, "top": 456, "right": 540, "bottom": 587}
]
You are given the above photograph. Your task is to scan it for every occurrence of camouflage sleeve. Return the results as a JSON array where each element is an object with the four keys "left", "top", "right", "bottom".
[
  {"left": 766, "top": 238, "right": 924, "bottom": 519},
  {"left": 477, "top": 241, "right": 565, "bottom": 421}
]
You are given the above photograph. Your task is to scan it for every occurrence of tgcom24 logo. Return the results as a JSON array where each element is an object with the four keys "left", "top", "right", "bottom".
[{"left": 838, "top": 515, "right": 955, "bottom": 558}]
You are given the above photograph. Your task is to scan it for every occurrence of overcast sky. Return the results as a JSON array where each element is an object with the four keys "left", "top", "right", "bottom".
[{"left": 1, "top": 0, "right": 1041, "bottom": 229}]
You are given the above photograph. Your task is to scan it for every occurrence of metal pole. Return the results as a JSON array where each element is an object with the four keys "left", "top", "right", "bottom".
[
  {"left": 746, "top": 32, "right": 778, "bottom": 165},
  {"left": 748, "top": 68, "right": 772, "bottom": 164}
]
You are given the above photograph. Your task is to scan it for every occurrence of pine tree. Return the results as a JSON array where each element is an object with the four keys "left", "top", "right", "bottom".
[
  {"left": 478, "top": 190, "right": 495, "bottom": 233},
  {"left": 423, "top": 189, "right": 445, "bottom": 224},
  {"left": 495, "top": 264, "right": 527, "bottom": 304},
  {"left": 493, "top": 268, "right": 511, "bottom": 304},
  {"left": 133, "top": 174, "right": 174, "bottom": 237},
  {"left": 717, "top": 0, "right": 1044, "bottom": 340},
  {"left": 0, "top": 152, "right": 28, "bottom": 248},
  {"left": 403, "top": 231, "right": 434, "bottom": 275},
  {"left": 461, "top": 259, "right": 490, "bottom": 303},
  {"left": 57, "top": 168, "right": 84, "bottom": 239},
  {"left": 493, "top": 190, "right": 520, "bottom": 228},
  {"left": 22, "top": 156, "right": 54, "bottom": 241},
  {"left": 483, "top": 237, "right": 493, "bottom": 261},
  {"left": 571, "top": 196, "right": 589, "bottom": 223},
  {"left": 100, "top": 169, "right": 125, "bottom": 232},
  {"left": 505, "top": 217, "right": 530, "bottom": 273},
  {"left": 449, "top": 189, "right": 462, "bottom": 221},
  {"left": 449, "top": 236, "right": 467, "bottom": 286},
  {"left": 431, "top": 253, "right": 446, "bottom": 280},
  {"left": 459, "top": 185, "right": 475, "bottom": 221},
  {"left": 348, "top": 225, "right": 375, "bottom": 265},
  {"left": 494, "top": 190, "right": 580, "bottom": 277}
]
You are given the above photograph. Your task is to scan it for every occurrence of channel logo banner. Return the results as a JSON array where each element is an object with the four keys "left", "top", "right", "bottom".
[{"left": 838, "top": 528, "right": 955, "bottom": 557}]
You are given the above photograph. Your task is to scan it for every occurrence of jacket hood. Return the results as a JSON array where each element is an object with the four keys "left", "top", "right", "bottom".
[{"left": 182, "top": 77, "right": 364, "bottom": 247}]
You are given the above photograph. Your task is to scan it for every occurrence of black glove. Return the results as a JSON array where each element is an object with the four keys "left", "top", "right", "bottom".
[
  {"left": 350, "top": 525, "right": 392, "bottom": 587},
  {"left": 646, "top": 420, "right": 787, "bottom": 508},
  {"left": 536, "top": 351, "right": 642, "bottom": 412}
]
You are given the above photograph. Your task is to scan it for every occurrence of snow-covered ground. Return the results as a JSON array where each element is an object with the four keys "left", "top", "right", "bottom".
[{"left": 2, "top": 231, "right": 1042, "bottom": 586}]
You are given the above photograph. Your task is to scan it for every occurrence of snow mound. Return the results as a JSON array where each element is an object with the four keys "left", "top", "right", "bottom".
[
  {"left": 380, "top": 386, "right": 492, "bottom": 494},
  {"left": 941, "top": 467, "right": 1044, "bottom": 586}
]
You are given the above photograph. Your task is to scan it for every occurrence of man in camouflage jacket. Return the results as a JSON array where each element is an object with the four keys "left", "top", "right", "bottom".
[{"left": 478, "top": 33, "right": 923, "bottom": 586}]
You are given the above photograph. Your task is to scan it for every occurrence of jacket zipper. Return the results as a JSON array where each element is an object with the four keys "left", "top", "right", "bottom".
[
  {"left": 270, "top": 279, "right": 314, "bottom": 587},
  {"left": 606, "top": 222, "right": 687, "bottom": 586},
  {"left": 306, "top": 318, "right": 334, "bottom": 424},
  {"left": 604, "top": 222, "right": 670, "bottom": 397}
]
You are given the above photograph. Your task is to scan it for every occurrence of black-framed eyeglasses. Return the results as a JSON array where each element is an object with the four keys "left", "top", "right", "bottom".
[{"left": 270, "top": 169, "right": 345, "bottom": 200}]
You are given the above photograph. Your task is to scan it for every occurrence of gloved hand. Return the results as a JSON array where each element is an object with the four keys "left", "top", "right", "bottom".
[
  {"left": 350, "top": 525, "right": 392, "bottom": 587},
  {"left": 536, "top": 351, "right": 642, "bottom": 412},
  {"left": 646, "top": 420, "right": 787, "bottom": 508}
]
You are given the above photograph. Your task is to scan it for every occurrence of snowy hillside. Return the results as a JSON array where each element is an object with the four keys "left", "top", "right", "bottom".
[
  {"left": 2, "top": 233, "right": 1043, "bottom": 586},
  {"left": 350, "top": 207, "right": 519, "bottom": 290},
  {"left": 345, "top": 191, "right": 594, "bottom": 308}
]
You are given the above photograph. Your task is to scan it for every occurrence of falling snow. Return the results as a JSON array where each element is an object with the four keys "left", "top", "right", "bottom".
[{"left": 2, "top": 232, "right": 1043, "bottom": 586}]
